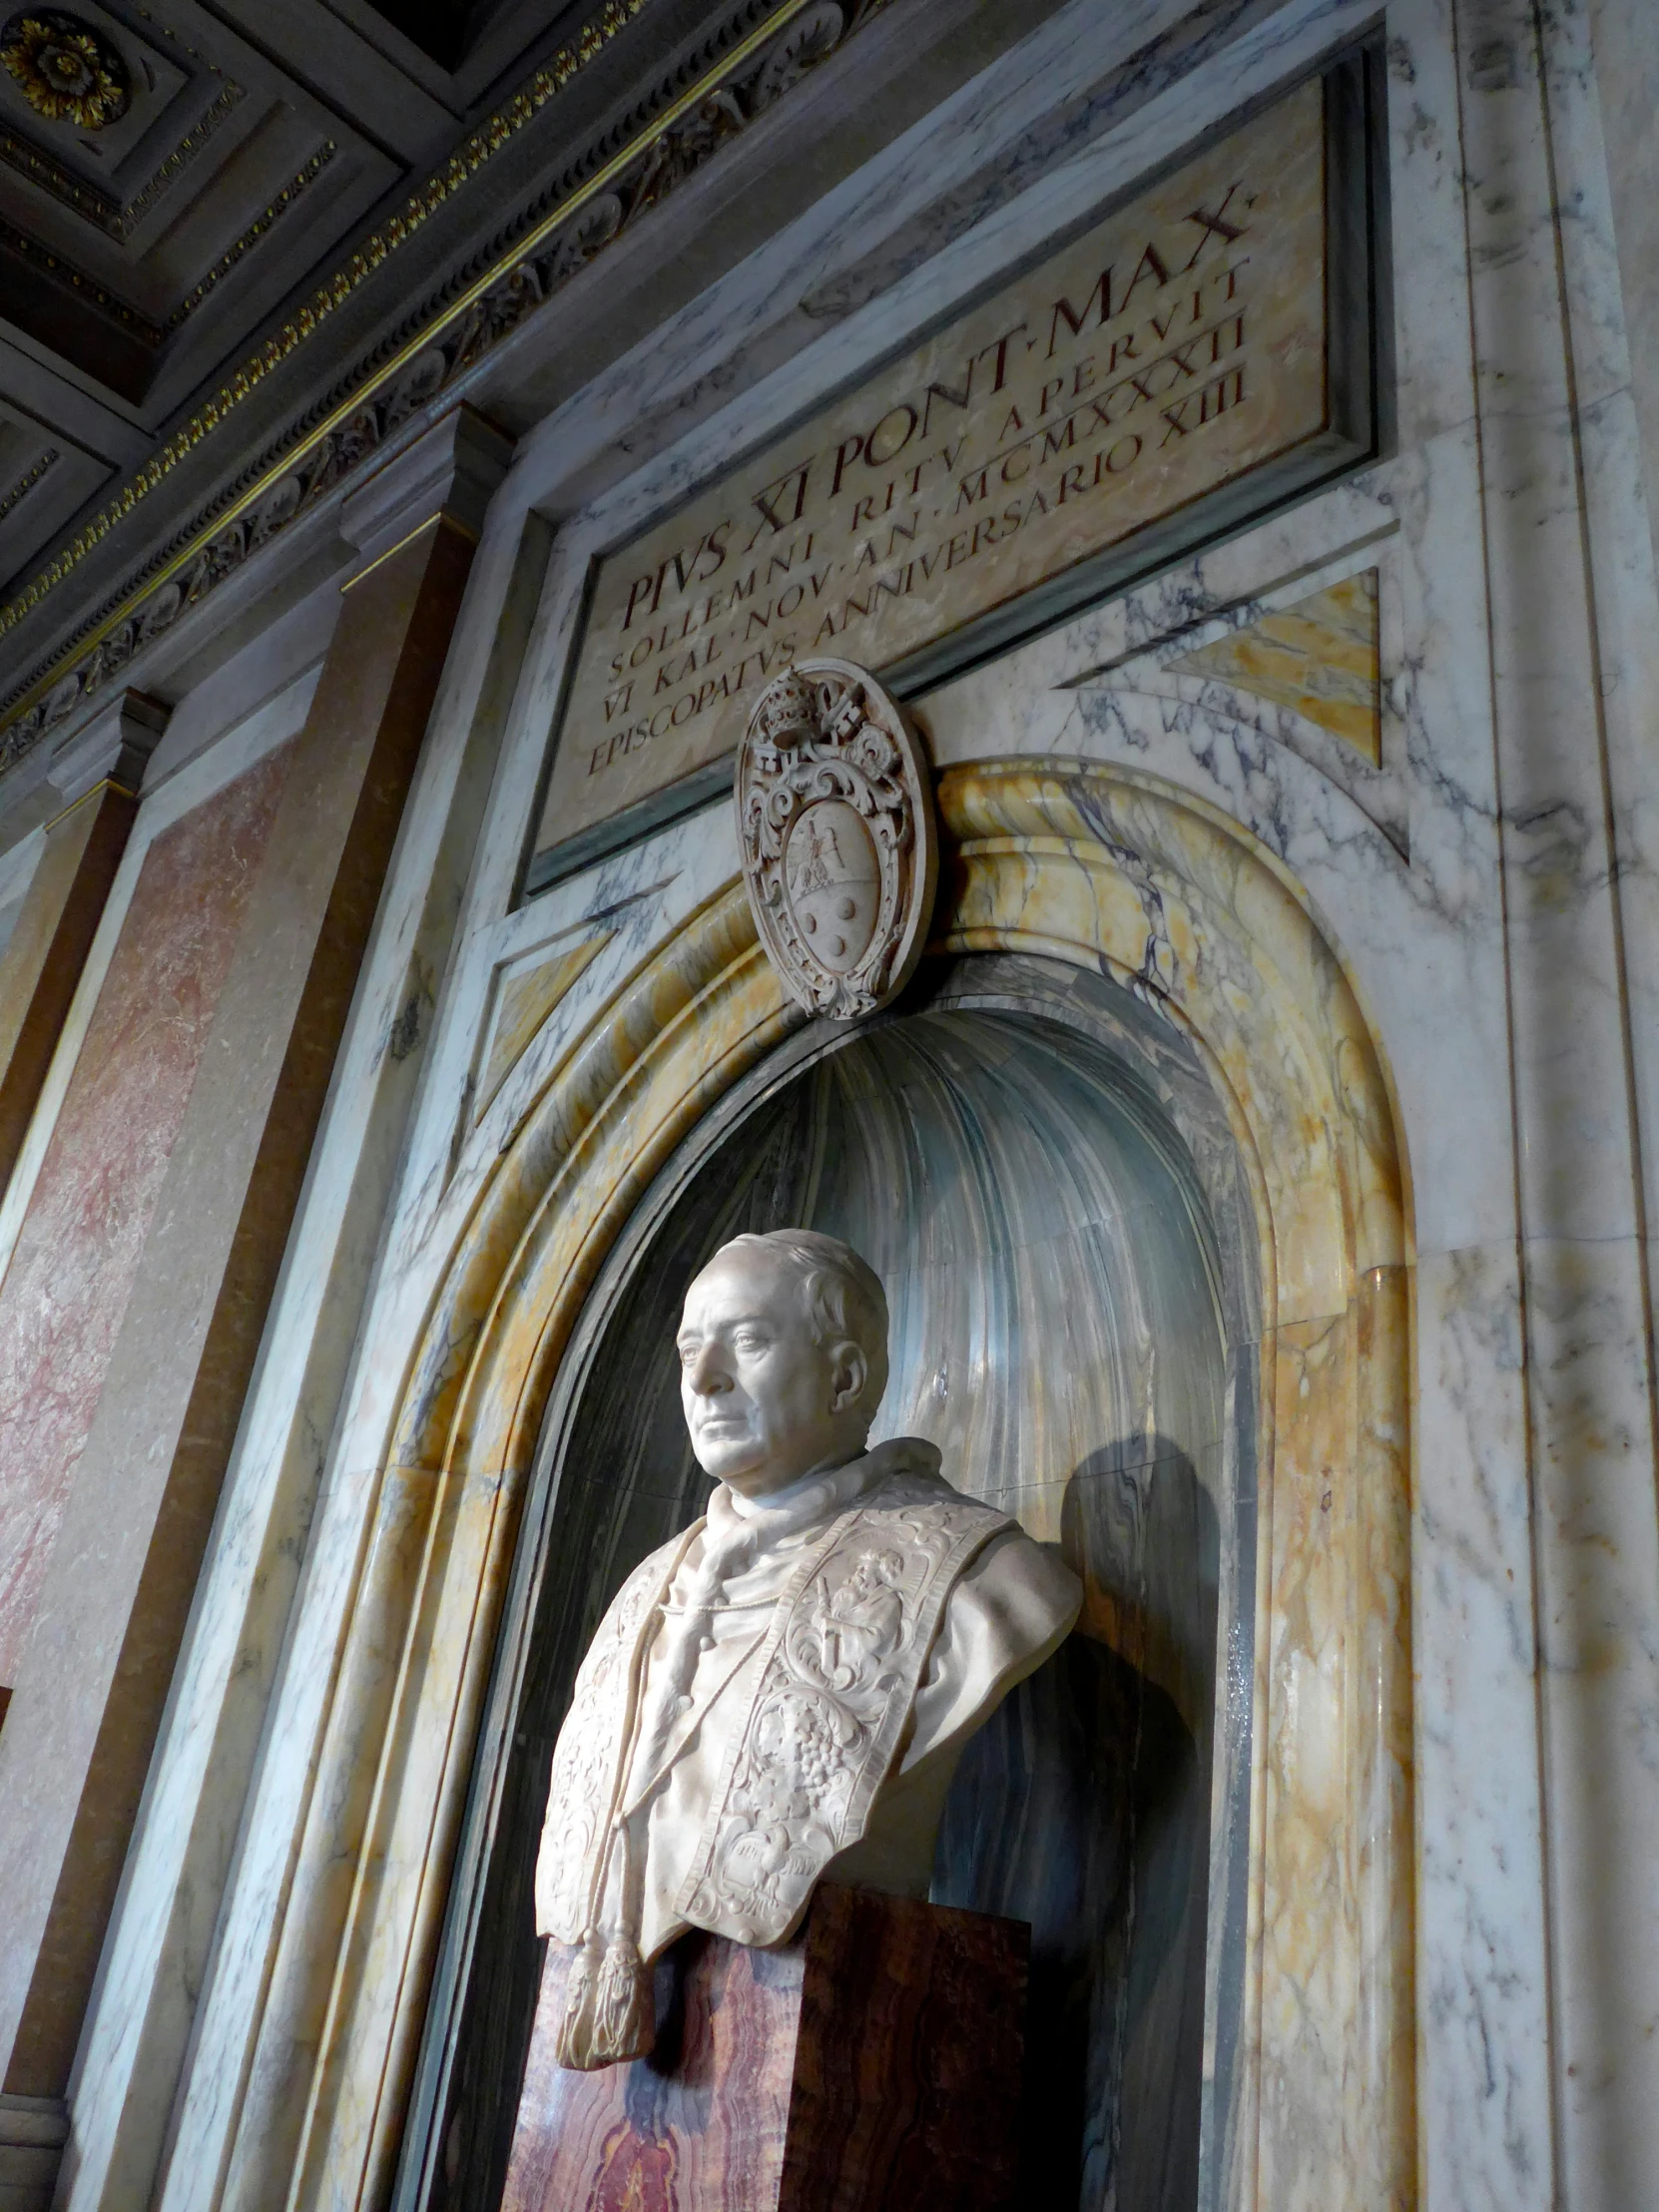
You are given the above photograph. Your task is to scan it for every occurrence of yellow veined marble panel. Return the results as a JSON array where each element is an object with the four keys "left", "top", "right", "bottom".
[
  {"left": 1252, "top": 1265, "right": 1412, "bottom": 2212},
  {"left": 934, "top": 764, "right": 1406, "bottom": 1304},
  {"left": 476, "top": 932, "right": 613, "bottom": 1119},
  {"left": 1167, "top": 569, "right": 1382, "bottom": 763},
  {"left": 1257, "top": 1305, "right": 1360, "bottom": 2199},
  {"left": 1353, "top": 1262, "right": 1415, "bottom": 2206}
]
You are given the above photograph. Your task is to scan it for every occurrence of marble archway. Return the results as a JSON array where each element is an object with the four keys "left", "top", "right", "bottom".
[{"left": 300, "top": 762, "right": 1412, "bottom": 2212}]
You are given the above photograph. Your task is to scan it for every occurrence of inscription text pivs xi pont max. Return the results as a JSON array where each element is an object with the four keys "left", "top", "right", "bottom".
[{"left": 535, "top": 71, "right": 1372, "bottom": 861}]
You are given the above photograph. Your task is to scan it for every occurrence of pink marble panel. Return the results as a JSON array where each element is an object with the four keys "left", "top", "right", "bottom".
[{"left": 0, "top": 744, "right": 294, "bottom": 1683}]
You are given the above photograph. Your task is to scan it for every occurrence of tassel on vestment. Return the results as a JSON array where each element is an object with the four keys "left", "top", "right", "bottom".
[{"left": 553, "top": 1927, "right": 655, "bottom": 2070}]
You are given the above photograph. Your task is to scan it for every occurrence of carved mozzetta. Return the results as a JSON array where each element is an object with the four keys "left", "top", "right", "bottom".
[
  {"left": 737, "top": 661, "right": 938, "bottom": 1020},
  {"left": 1, "top": 10, "right": 128, "bottom": 129},
  {"left": 677, "top": 1476, "right": 1006, "bottom": 1943},
  {"left": 541, "top": 1471, "right": 1010, "bottom": 1951}
]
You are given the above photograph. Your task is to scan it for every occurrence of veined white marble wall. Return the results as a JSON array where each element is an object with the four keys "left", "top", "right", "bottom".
[{"left": 57, "top": 0, "right": 1659, "bottom": 2207}]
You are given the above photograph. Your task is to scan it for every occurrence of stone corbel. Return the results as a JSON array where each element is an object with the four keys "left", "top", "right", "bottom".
[
  {"left": 45, "top": 688, "right": 170, "bottom": 811},
  {"left": 338, "top": 403, "right": 514, "bottom": 578}
]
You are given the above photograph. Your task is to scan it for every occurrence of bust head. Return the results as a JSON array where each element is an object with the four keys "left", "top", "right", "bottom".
[{"left": 676, "top": 1230, "right": 889, "bottom": 1498}]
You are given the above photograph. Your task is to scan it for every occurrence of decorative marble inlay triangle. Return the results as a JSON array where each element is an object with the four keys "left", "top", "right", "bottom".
[
  {"left": 1167, "top": 568, "right": 1382, "bottom": 764},
  {"left": 478, "top": 932, "right": 612, "bottom": 1119}
]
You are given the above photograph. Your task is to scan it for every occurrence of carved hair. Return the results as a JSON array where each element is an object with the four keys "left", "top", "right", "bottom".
[{"left": 711, "top": 1229, "right": 889, "bottom": 1410}]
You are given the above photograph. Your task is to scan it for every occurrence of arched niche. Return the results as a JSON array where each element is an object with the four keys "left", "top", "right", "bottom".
[
  {"left": 288, "top": 765, "right": 1410, "bottom": 2212},
  {"left": 436, "top": 954, "right": 1256, "bottom": 2210}
]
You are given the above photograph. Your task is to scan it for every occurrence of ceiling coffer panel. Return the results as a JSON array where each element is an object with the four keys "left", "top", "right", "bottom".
[{"left": 0, "top": 0, "right": 399, "bottom": 406}]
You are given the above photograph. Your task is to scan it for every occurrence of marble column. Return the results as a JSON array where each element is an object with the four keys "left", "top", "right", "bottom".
[
  {"left": 1587, "top": 0, "right": 1659, "bottom": 592},
  {"left": 1457, "top": 0, "right": 1659, "bottom": 2198},
  {"left": 0, "top": 693, "right": 166, "bottom": 1198},
  {"left": 0, "top": 405, "right": 511, "bottom": 2166}
]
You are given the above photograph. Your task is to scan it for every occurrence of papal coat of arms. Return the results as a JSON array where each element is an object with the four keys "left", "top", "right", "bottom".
[{"left": 735, "top": 660, "right": 937, "bottom": 1019}]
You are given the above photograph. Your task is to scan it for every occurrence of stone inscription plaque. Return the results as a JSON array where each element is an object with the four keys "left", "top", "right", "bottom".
[{"left": 535, "top": 73, "right": 1364, "bottom": 863}]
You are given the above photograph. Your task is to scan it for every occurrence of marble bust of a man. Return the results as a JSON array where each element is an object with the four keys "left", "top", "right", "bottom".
[{"left": 534, "top": 1228, "right": 1081, "bottom": 2070}]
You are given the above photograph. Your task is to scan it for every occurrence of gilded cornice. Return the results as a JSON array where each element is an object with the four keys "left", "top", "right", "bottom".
[{"left": 0, "top": 0, "right": 886, "bottom": 768}]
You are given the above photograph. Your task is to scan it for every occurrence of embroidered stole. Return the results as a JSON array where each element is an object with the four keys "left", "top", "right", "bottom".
[{"left": 535, "top": 1466, "right": 1008, "bottom": 2065}]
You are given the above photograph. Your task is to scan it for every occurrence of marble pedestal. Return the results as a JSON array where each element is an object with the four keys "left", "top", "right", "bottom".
[{"left": 501, "top": 1886, "right": 1028, "bottom": 2212}]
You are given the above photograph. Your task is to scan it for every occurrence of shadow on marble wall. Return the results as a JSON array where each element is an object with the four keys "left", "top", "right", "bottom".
[
  {"left": 420, "top": 958, "right": 1249, "bottom": 2212},
  {"left": 934, "top": 1442, "right": 1217, "bottom": 2212}
]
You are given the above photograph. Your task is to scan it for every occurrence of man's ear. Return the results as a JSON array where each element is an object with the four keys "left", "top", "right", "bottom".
[{"left": 830, "top": 1343, "right": 868, "bottom": 1415}]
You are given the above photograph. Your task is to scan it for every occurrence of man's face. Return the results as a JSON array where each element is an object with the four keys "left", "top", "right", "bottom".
[{"left": 676, "top": 1249, "right": 869, "bottom": 1496}]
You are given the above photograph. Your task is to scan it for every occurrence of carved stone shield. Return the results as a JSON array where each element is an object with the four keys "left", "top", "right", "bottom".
[{"left": 736, "top": 660, "right": 937, "bottom": 1019}]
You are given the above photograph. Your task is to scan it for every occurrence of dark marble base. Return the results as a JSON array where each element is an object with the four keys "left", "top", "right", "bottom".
[{"left": 501, "top": 1887, "right": 1027, "bottom": 2212}]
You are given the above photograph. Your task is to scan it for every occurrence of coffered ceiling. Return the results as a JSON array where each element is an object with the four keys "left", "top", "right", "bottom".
[
  {"left": 0, "top": 0, "right": 1093, "bottom": 810},
  {"left": 0, "top": 0, "right": 613, "bottom": 607}
]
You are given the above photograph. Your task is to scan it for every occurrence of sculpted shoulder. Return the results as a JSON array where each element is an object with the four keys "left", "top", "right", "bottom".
[
  {"left": 891, "top": 1508, "right": 1082, "bottom": 1778},
  {"left": 860, "top": 1453, "right": 997, "bottom": 1516},
  {"left": 948, "top": 1522, "right": 1083, "bottom": 1664},
  {"left": 859, "top": 1449, "right": 1082, "bottom": 1730},
  {"left": 860, "top": 1450, "right": 1081, "bottom": 1639}
]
